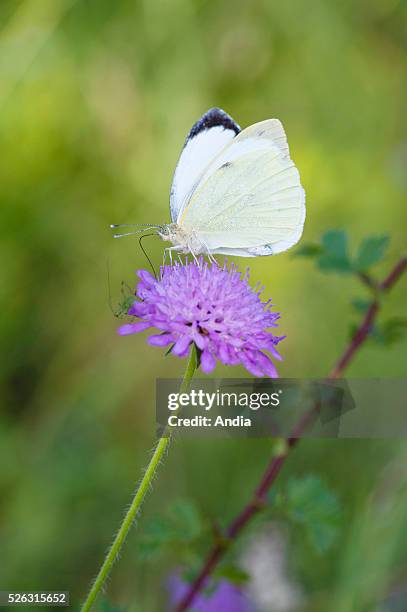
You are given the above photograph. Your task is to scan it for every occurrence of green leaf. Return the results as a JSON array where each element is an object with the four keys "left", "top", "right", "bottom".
[
  {"left": 214, "top": 564, "right": 250, "bottom": 586},
  {"left": 168, "top": 498, "right": 202, "bottom": 540},
  {"left": 137, "top": 516, "right": 178, "bottom": 560},
  {"left": 283, "top": 476, "right": 341, "bottom": 554},
  {"left": 317, "top": 230, "right": 352, "bottom": 274},
  {"left": 372, "top": 317, "right": 407, "bottom": 346},
  {"left": 354, "top": 235, "right": 389, "bottom": 272},
  {"left": 294, "top": 243, "right": 323, "bottom": 257},
  {"left": 351, "top": 298, "right": 372, "bottom": 314},
  {"left": 137, "top": 499, "right": 204, "bottom": 560}
]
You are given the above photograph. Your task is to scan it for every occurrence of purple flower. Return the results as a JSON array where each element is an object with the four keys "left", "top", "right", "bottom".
[
  {"left": 168, "top": 575, "right": 255, "bottom": 612},
  {"left": 118, "top": 260, "right": 285, "bottom": 377}
]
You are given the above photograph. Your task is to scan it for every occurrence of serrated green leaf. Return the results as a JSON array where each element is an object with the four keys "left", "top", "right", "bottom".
[
  {"left": 354, "top": 235, "right": 389, "bottom": 272},
  {"left": 168, "top": 498, "right": 202, "bottom": 540},
  {"left": 137, "top": 499, "right": 204, "bottom": 561},
  {"left": 307, "top": 520, "right": 338, "bottom": 554},
  {"left": 321, "top": 230, "right": 348, "bottom": 254},
  {"left": 214, "top": 564, "right": 250, "bottom": 586},
  {"left": 351, "top": 298, "right": 372, "bottom": 313},
  {"left": 317, "top": 230, "right": 352, "bottom": 274},
  {"left": 284, "top": 475, "right": 341, "bottom": 554},
  {"left": 371, "top": 317, "right": 407, "bottom": 346},
  {"left": 137, "top": 516, "right": 178, "bottom": 560},
  {"left": 318, "top": 255, "right": 352, "bottom": 274},
  {"left": 294, "top": 243, "right": 323, "bottom": 257}
]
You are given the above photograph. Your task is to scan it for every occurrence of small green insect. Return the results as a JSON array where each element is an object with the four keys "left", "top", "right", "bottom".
[{"left": 113, "top": 282, "right": 135, "bottom": 319}]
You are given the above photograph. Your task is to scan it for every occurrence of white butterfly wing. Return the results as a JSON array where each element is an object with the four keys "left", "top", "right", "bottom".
[
  {"left": 170, "top": 108, "right": 240, "bottom": 223},
  {"left": 178, "top": 132, "right": 305, "bottom": 256},
  {"left": 234, "top": 118, "right": 290, "bottom": 156}
]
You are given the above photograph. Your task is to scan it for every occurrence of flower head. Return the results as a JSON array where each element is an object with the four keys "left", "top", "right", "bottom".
[{"left": 118, "top": 259, "right": 285, "bottom": 377}]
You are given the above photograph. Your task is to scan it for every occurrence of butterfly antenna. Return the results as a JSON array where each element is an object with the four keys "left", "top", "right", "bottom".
[
  {"left": 139, "top": 233, "right": 158, "bottom": 279},
  {"left": 112, "top": 231, "right": 142, "bottom": 238},
  {"left": 110, "top": 223, "right": 162, "bottom": 238}
]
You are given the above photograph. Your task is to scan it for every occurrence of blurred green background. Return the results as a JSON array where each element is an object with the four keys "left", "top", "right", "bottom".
[{"left": 1, "top": 0, "right": 406, "bottom": 610}]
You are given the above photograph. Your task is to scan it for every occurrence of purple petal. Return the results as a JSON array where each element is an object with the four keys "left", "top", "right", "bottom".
[
  {"left": 137, "top": 270, "right": 156, "bottom": 285},
  {"left": 201, "top": 350, "right": 216, "bottom": 373},
  {"left": 218, "top": 344, "right": 238, "bottom": 366},
  {"left": 172, "top": 335, "right": 192, "bottom": 356},
  {"left": 192, "top": 332, "right": 207, "bottom": 350},
  {"left": 117, "top": 321, "right": 150, "bottom": 335},
  {"left": 128, "top": 301, "right": 148, "bottom": 317},
  {"left": 147, "top": 334, "right": 174, "bottom": 347},
  {"left": 256, "top": 352, "right": 279, "bottom": 377},
  {"left": 175, "top": 344, "right": 191, "bottom": 358},
  {"left": 240, "top": 352, "right": 264, "bottom": 377}
]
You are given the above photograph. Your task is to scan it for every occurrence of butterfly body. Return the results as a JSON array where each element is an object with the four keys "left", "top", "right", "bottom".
[{"left": 158, "top": 223, "right": 202, "bottom": 255}]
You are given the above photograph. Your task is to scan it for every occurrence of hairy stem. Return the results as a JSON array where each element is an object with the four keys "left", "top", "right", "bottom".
[
  {"left": 176, "top": 256, "right": 406, "bottom": 611},
  {"left": 81, "top": 345, "right": 197, "bottom": 612}
]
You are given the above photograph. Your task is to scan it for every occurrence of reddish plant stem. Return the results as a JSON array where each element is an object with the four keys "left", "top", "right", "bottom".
[
  {"left": 329, "top": 301, "right": 379, "bottom": 379},
  {"left": 176, "top": 256, "right": 406, "bottom": 611},
  {"left": 379, "top": 257, "right": 406, "bottom": 291},
  {"left": 330, "top": 256, "right": 406, "bottom": 378}
]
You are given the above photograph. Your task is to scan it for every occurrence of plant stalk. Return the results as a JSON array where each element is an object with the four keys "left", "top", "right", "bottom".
[{"left": 81, "top": 345, "right": 197, "bottom": 612}]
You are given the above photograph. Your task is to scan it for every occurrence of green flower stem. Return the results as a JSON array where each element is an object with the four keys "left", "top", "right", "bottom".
[{"left": 81, "top": 345, "right": 198, "bottom": 612}]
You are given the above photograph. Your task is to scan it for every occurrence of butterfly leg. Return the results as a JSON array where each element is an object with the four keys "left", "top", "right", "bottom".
[
  {"left": 162, "top": 248, "right": 173, "bottom": 266},
  {"left": 187, "top": 243, "right": 200, "bottom": 266},
  {"left": 206, "top": 250, "right": 217, "bottom": 265},
  {"left": 164, "top": 246, "right": 183, "bottom": 266},
  {"left": 200, "top": 237, "right": 218, "bottom": 266}
]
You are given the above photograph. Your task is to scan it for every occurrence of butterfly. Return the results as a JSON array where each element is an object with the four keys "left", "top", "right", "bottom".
[{"left": 112, "top": 107, "right": 305, "bottom": 259}]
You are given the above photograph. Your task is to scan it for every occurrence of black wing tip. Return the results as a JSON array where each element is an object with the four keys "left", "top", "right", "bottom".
[{"left": 187, "top": 107, "right": 241, "bottom": 140}]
